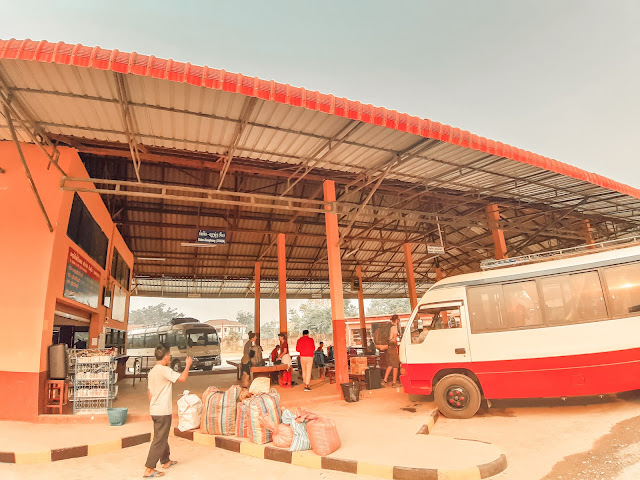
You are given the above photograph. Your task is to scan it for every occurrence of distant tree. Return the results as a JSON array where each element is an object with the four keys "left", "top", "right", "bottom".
[
  {"left": 128, "top": 303, "right": 185, "bottom": 327},
  {"left": 344, "top": 299, "right": 358, "bottom": 318},
  {"left": 366, "top": 298, "right": 411, "bottom": 316},
  {"left": 260, "top": 320, "right": 279, "bottom": 340},
  {"left": 236, "top": 310, "right": 255, "bottom": 330}
]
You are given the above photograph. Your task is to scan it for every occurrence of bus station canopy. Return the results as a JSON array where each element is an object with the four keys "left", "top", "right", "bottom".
[{"left": 2, "top": 39, "right": 640, "bottom": 299}]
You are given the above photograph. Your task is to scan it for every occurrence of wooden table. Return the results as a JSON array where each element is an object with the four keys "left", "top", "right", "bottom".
[{"left": 250, "top": 363, "right": 289, "bottom": 381}]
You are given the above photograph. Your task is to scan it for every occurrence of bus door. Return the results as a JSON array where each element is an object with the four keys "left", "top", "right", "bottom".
[{"left": 402, "top": 302, "right": 470, "bottom": 365}]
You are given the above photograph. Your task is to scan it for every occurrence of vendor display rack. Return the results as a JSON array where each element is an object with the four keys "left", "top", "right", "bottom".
[{"left": 68, "top": 349, "right": 118, "bottom": 415}]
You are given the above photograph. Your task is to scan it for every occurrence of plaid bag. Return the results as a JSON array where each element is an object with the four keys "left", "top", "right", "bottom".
[
  {"left": 247, "top": 390, "right": 281, "bottom": 444},
  {"left": 236, "top": 400, "right": 250, "bottom": 438},
  {"left": 201, "top": 385, "right": 241, "bottom": 435}
]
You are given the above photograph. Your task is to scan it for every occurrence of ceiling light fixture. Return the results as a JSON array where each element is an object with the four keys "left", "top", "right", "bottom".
[{"left": 137, "top": 257, "right": 166, "bottom": 261}]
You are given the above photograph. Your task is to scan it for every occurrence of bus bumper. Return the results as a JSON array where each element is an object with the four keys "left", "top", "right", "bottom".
[{"left": 400, "top": 375, "right": 433, "bottom": 395}]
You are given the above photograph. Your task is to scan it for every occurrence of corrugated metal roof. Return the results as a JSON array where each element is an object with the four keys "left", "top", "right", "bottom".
[{"left": 2, "top": 38, "right": 640, "bottom": 298}]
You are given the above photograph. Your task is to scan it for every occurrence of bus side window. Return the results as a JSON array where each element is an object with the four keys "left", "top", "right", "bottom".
[
  {"left": 130, "top": 334, "right": 142, "bottom": 349},
  {"left": 410, "top": 307, "right": 461, "bottom": 344},
  {"left": 176, "top": 333, "right": 187, "bottom": 350},
  {"left": 159, "top": 333, "right": 167, "bottom": 344},
  {"left": 144, "top": 333, "right": 159, "bottom": 348},
  {"left": 603, "top": 263, "right": 640, "bottom": 316},
  {"left": 166, "top": 331, "right": 176, "bottom": 347},
  {"left": 540, "top": 271, "right": 606, "bottom": 325}
]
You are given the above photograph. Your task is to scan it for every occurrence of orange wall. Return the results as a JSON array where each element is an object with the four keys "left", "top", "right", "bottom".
[{"left": 0, "top": 141, "right": 133, "bottom": 421}]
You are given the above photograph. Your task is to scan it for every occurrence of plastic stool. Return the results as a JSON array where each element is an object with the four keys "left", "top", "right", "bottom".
[{"left": 45, "top": 379, "right": 66, "bottom": 414}]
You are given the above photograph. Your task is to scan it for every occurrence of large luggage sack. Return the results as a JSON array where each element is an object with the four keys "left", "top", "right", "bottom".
[
  {"left": 201, "top": 385, "right": 241, "bottom": 435},
  {"left": 246, "top": 391, "right": 281, "bottom": 444},
  {"left": 236, "top": 401, "right": 250, "bottom": 438},
  {"left": 373, "top": 321, "right": 391, "bottom": 351},
  {"left": 295, "top": 407, "right": 341, "bottom": 456},
  {"left": 177, "top": 390, "right": 203, "bottom": 432},
  {"left": 258, "top": 413, "right": 293, "bottom": 448}
]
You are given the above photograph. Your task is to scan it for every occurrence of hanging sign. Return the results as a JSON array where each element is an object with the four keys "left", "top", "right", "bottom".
[
  {"left": 427, "top": 245, "right": 445, "bottom": 255},
  {"left": 63, "top": 247, "right": 101, "bottom": 309},
  {"left": 197, "top": 230, "right": 226, "bottom": 244}
]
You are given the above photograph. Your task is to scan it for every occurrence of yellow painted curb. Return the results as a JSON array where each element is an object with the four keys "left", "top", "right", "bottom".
[
  {"left": 193, "top": 432, "right": 216, "bottom": 446},
  {"left": 438, "top": 467, "right": 482, "bottom": 480},
  {"left": 88, "top": 439, "right": 121, "bottom": 456},
  {"left": 291, "top": 450, "right": 322, "bottom": 469},
  {"left": 239, "top": 441, "right": 266, "bottom": 459},
  {"left": 357, "top": 461, "right": 394, "bottom": 479},
  {"left": 14, "top": 451, "right": 51, "bottom": 465}
]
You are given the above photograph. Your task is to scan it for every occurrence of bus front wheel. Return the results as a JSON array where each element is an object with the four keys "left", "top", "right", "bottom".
[
  {"left": 171, "top": 359, "right": 182, "bottom": 373},
  {"left": 434, "top": 374, "right": 481, "bottom": 419}
]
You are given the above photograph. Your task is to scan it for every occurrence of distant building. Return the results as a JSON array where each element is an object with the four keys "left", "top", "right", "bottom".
[{"left": 204, "top": 319, "right": 247, "bottom": 340}]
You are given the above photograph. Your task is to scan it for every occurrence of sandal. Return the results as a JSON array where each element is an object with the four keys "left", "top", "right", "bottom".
[
  {"left": 162, "top": 460, "right": 178, "bottom": 469},
  {"left": 143, "top": 470, "right": 165, "bottom": 478}
]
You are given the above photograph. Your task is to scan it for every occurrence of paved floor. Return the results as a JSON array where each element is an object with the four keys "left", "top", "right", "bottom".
[
  {"left": 13, "top": 367, "right": 640, "bottom": 479},
  {"left": 0, "top": 438, "right": 370, "bottom": 480}
]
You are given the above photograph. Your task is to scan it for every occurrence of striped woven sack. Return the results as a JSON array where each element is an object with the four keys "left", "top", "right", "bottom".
[
  {"left": 247, "top": 390, "right": 281, "bottom": 444},
  {"left": 236, "top": 401, "right": 250, "bottom": 438},
  {"left": 201, "top": 385, "right": 242, "bottom": 435},
  {"left": 281, "top": 408, "right": 311, "bottom": 452}
]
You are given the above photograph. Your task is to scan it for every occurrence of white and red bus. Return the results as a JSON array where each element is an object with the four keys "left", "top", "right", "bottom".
[{"left": 399, "top": 240, "right": 640, "bottom": 418}]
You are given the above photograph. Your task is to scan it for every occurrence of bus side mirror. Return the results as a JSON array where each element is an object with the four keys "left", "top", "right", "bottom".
[{"left": 417, "top": 318, "right": 424, "bottom": 330}]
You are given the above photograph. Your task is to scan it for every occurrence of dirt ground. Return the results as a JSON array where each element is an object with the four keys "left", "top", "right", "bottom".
[{"left": 432, "top": 391, "right": 640, "bottom": 480}]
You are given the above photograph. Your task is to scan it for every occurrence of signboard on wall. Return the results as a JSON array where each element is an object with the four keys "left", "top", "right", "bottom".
[
  {"left": 63, "top": 247, "right": 101, "bottom": 309},
  {"left": 111, "top": 284, "right": 127, "bottom": 322},
  {"left": 197, "top": 230, "right": 226, "bottom": 244}
]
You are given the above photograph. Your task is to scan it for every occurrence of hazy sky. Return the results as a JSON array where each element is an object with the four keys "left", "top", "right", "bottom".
[
  {"left": 3, "top": 1, "right": 638, "bottom": 318},
  {"left": 2, "top": 1, "right": 638, "bottom": 186}
]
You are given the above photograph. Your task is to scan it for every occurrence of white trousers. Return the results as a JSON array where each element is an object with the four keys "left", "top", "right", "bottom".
[{"left": 300, "top": 356, "right": 313, "bottom": 386}]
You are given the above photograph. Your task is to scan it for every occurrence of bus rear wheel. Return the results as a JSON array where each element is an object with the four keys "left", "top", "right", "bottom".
[{"left": 434, "top": 374, "right": 481, "bottom": 419}]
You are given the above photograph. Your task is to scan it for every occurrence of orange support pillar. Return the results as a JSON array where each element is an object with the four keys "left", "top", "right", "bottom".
[
  {"left": 584, "top": 220, "right": 595, "bottom": 245},
  {"left": 486, "top": 204, "right": 507, "bottom": 260},
  {"left": 323, "top": 180, "right": 348, "bottom": 393},
  {"left": 356, "top": 265, "right": 367, "bottom": 349},
  {"left": 436, "top": 267, "right": 444, "bottom": 282},
  {"left": 254, "top": 261, "right": 261, "bottom": 346},
  {"left": 403, "top": 243, "right": 418, "bottom": 311},
  {"left": 277, "top": 233, "right": 287, "bottom": 335}
]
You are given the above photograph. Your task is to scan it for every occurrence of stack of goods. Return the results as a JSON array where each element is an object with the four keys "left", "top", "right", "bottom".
[
  {"left": 350, "top": 356, "right": 368, "bottom": 375},
  {"left": 201, "top": 385, "right": 241, "bottom": 435}
]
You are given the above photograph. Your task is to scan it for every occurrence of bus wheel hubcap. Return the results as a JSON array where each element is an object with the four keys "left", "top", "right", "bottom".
[{"left": 445, "top": 386, "right": 469, "bottom": 410}]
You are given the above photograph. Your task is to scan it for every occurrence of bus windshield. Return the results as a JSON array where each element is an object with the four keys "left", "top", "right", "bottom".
[{"left": 186, "top": 330, "right": 218, "bottom": 347}]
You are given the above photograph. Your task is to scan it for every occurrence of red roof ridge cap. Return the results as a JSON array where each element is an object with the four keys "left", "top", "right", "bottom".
[{"left": 1, "top": 38, "right": 639, "bottom": 200}]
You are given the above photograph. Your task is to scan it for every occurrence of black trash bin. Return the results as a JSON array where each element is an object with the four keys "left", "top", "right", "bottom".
[{"left": 340, "top": 381, "right": 360, "bottom": 403}]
